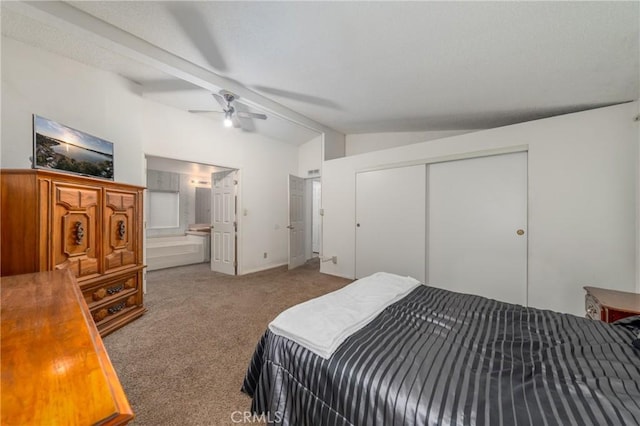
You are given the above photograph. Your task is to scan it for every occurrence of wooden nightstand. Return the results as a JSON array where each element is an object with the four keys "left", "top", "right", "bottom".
[{"left": 583, "top": 286, "right": 640, "bottom": 323}]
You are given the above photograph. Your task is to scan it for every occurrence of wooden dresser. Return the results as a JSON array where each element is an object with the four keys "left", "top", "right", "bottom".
[
  {"left": 584, "top": 286, "right": 640, "bottom": 323},
  {"left": 1, "top": 169, "right": 146, "bottom": 335},
  {"left": 1, "top": 270, "right": 134, "bottom": 425}
]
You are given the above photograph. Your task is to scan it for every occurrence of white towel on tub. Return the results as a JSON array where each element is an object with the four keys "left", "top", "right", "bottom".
[{"left": 268, "top": 272, "right": 422, "bottom": 359}]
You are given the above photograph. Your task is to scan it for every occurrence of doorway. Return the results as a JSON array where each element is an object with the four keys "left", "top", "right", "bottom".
[
  {"left": 288, "top": 174, "right": 306, "bottom": 269},
  {"left": 288, "top": 175, "right": 322, "bottom": 270},
  {"left": 144, "top": 155, "right": 236, "bottom": 274},
  {"left": 311, "top": 179, "right": 321, "bottom": 255}
]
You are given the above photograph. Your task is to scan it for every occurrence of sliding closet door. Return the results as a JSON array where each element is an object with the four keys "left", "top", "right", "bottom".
[
  {"left": 427, "top": 152, "right": 527, "bottom": 305},
  {"left": 356, "top": 165, "right": 426, "bottom": 281}
]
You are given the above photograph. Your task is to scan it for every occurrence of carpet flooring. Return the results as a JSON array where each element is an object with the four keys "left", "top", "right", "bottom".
[{"left": 103, "top": 259, "right": 351, "bottom": 425}]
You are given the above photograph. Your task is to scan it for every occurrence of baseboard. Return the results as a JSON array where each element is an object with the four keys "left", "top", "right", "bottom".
[
  {"left": 319, "top": 269, "right": 354, "bottom": 280},
  {"left": 240, "top": 262, "right": 288, "bottom": 275}
]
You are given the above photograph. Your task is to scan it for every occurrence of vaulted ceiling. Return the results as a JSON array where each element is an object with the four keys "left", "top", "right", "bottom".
[{"left": 2, "top": 1, "right": 639, "bottom": 145}]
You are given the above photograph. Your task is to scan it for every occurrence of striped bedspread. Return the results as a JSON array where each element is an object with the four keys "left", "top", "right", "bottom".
[{"left": 242, "top": 286, "right": 640, "bottom": 426}]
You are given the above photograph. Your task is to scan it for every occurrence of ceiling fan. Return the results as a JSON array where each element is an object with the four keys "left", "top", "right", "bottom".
[
  {"left": 189, "top": 90, "right": 267, "bottom": 130},
  {"left": 165, "top": 3, "right": 341, "bottom": 110}
]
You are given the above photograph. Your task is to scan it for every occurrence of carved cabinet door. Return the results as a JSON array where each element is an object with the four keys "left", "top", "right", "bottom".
[
  {"left": 52, "top": 182, "right": 101, "bottom": 280},
  {"left": 103, "top": 189, "right": 138, "bottom": 273}
]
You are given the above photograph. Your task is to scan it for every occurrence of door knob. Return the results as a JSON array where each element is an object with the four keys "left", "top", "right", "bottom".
[
  {"left": 287, "top": 225, "right": 294, "bottom": 229},
  {"left": 516, "top": 229, "right": 525, "bottom": 236}
]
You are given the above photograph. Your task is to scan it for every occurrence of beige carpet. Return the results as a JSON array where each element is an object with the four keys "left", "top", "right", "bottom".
[{"left": 103, "top": 259, "right": 351, "bottom": 426}]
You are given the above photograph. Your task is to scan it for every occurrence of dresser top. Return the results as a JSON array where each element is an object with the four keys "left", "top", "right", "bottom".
[
  {"left": 584, "top": 286, "right": 640, "bottom": 314},
  {"left": 1, "top": 168, "right": 144, "bottom": 190},
  {"left": 1, "top": 270, "right": 133, "bottom": 425}
]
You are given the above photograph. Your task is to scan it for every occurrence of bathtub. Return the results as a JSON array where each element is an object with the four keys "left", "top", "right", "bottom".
[{"left": 146, "top": 234, "right": 208, "bottom": 271}]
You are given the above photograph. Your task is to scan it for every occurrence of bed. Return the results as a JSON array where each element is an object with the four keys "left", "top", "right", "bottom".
[{"left": 242, "top": 274, "right": 640, "bottom": 426}]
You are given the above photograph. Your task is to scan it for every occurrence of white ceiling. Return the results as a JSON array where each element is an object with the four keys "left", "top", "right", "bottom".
[{"left": 2, "top": 1, "right": 639, "bottom": 144}]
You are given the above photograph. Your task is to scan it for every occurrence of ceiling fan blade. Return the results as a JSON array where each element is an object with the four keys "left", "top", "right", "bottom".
[
  {"left": 236, "top": 116, "right": 256, "bottom": 133},
  {"left": 166, "top": 3, "right": 227, "bottom": 72},
  {"left": 212, "top": 93, "right": 228, "bottom": 110},
  {"left": 231, "top": 113, "right": 241, "bottom": 128},
  {"left": 251, "top": 85, "right": 342, "bottom": 110},
  {"left": 237, "top": 112, "right": 267, "bottom": 120}
]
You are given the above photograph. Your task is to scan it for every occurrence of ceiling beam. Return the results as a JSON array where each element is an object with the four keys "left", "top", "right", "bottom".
[{"left": 7, "top": 0, "right": 342, "bottom": 136}]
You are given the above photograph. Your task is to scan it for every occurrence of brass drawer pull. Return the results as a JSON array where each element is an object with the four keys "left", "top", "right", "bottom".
[
  {"left": 108, "top": 302, "right": 126, "bottom": 314},
  {"left": 107, "top": 284, "right": 125, "bottom": 295},
  {"left": 117, "top": 220, "right": 126, "bottom": 240},
  {"left": 74, "top": 221, "right": 84, "bottom": 245},
  {"left": 92, "top": 283, "right": 125, "bottom": 301}
]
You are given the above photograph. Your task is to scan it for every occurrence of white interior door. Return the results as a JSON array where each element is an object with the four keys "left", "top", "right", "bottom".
[
  {"left": 211, "top": 170, "right": 237, "bottom": 275},
  {"left": 287, "top": 175, "right": 306, "bottom": 269},
  {"left": 304, "top": 179, "right": 313, "bottom": 261},
  {"left": 312, "top": 180, "right": 321, "bottom": 253},
  {"left": 427, "top": 152, "right": 527, "bottom": 305},
  {"left": 288, "top": 174, "right": 306, "bottom": 270},
  {"left": 356, "top": 165, "right": 426, "bottom": 281}
]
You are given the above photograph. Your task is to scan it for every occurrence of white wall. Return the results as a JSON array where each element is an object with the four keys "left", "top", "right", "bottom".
[
  {"left": 637, "top": 102, "right": 640, "bottom": 294},
  {"left": 1, "top": 37, "right": 145, "bottom": 185},
  {"left": 346, "top": 130, "right": 477, "bottom": 156},
  {"left": 1, "top": 37, "right": 300, "bottom": 275},
  {"left": 298, "top": 135, "right": 322, "bottom": 178},
  {"left": 324, "top": 130, "right": 346, "bottom": 161},
  {"left": 322, "top": 102, "right": 638, "bottom": 316},
  {"left": 141, "top": 100, "right": 299, "bottom": 274}
]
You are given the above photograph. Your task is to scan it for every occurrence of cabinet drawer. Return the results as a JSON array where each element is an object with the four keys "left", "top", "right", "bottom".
[
  {"left": 91, "top": 292, "right": 139, "bottom": 326},
  {"left": 604, "top": 308, "right": 638, "bottom": 323},
  {"left": 82, "top": 273, "right": 138, "bottom": 309}
]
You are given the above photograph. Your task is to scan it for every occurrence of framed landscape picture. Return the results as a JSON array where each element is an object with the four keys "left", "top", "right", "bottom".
[{"left": 33, "top": 115, "right": 114, "bottom": 180}]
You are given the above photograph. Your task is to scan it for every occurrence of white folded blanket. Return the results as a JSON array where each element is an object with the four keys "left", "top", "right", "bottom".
[{"left": 268, "top": 272, "right": 422, "bottom": 359}]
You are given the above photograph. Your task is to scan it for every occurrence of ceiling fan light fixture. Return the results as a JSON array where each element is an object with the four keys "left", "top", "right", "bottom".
[{"left": 223, "top": 111, "right": 233, "bottom": 127}]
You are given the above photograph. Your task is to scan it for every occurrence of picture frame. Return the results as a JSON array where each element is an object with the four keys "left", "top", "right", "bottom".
[{"left": 33, "top": 114, "right": 114, "bottom": 180}]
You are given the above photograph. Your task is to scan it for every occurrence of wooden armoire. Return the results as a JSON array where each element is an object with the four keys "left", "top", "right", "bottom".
[{"left": 1, "top": 169, "right": 146, "bottom": 336}]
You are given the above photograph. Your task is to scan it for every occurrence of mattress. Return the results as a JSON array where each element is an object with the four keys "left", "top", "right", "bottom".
[{"left": 242, "top": 285, "right": 640, "bottom": 426}]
